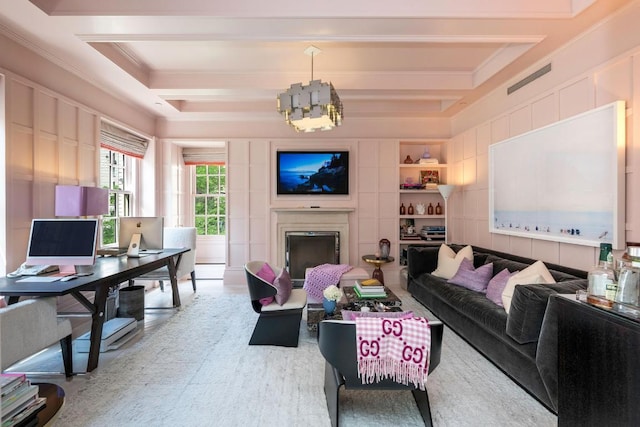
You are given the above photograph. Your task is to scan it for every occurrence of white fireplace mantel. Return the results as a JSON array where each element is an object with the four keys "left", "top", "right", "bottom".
[
  {"left": 271, "top": 207, "right": 355, "bottom": 213},
  {"left": 271, "top": 207, "right": 354, "bottom": 268}
]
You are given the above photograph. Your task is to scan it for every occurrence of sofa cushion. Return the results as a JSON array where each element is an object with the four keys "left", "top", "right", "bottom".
[
  {"left": 273, "top": 268, "right": 293, "bottom": 305},
  {"left": 448, "top": 258, "right": 493, "bottom": 292},
  {"left": 506, "top": 284, "right": 557, "bottom": 344},
  {"left": 486, "top": 268, "right": 519, "bottom": 306},
  {"left": 432, "top": 244, "right": 473, "bottom": 280},
  {"left": 256, "top": 262, "right": 276, "bottom": 284},
  {"left": 502, "top": 261, "right": 556, "bottom": 313}
]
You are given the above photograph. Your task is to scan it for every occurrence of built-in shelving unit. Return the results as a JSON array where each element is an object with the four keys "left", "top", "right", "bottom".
[{"left": 398, "top": 141, "right": 448, "bottom": 265}]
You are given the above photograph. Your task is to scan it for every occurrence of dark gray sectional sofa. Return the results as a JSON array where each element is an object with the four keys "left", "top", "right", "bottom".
[{"left": 406, "top": 244, "right": 588, "bottom": 413}]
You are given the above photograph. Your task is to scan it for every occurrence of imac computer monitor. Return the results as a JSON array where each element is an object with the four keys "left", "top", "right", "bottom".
[
  {"left": 119, "top": 217, "right": 164, "bottom": 254},
  {"left": 26, "top": 219, "right": 99, "bottom": 272}
]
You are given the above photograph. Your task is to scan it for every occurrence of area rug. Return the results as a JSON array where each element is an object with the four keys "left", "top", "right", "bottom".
[{"left": 51, "top": 292, "right": 556, "bottom": 427}]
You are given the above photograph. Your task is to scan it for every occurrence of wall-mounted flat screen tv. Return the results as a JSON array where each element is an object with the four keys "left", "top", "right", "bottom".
[{"left": 276, "top": 151, "right": 349, "bottom": 195}]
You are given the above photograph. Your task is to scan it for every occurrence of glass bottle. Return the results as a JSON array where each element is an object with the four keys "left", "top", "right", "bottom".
[
  {"left": 587, "top": 243, "right": 616, "bottom": 304},
  {"left": 435, "top": 202, "right": 442, "bottom": 215},
  {"left": 427, "top": 203, "right": 434, "bottom": 215},
  {"left": 407, "top": 203, "right": 414, "bottom": 215},
  {"left": 400, "top": 203, "right": 406, "bottom": 215}
]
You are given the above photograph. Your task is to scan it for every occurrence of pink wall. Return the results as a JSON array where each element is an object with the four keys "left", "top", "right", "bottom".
[{"left": 448, "top": 1, "right": 640, "bottom": 271}]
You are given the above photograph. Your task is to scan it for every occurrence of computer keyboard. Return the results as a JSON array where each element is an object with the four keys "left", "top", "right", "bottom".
[{"left": 97, "top": 248, "right": 128, "bottom": 256}]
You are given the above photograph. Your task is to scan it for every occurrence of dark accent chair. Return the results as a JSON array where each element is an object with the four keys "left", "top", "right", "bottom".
[
  {"left": 244, "top": 261, "right": 307, "bottom": 347},
  {"left": 318, "top": 319, "right": 444, "bottom": 427}
]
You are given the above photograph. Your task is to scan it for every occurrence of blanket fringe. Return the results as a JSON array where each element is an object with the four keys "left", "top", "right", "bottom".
[{"left": 358, "top": 358, "right": 428, "bottom": 391}]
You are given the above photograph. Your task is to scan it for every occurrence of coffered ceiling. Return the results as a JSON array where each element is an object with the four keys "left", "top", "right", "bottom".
[{"left": 0, "top": 0, "right": 633, "bottom": 124}]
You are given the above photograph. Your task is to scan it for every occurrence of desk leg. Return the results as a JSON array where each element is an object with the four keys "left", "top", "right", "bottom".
[
  {"left": 86, "top": 286, "right": 108, "bottom": 372},
  {"left": 167, "top": 254, "right": 182, "bottom": 308}
]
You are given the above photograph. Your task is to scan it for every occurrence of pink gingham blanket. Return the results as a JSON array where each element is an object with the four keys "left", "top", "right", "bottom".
[
  {"left": 303, "top": 263, "right": 352, "bottom": 301},
  {"left": 356, "top": 317, "right": 431, "bottom": 390}
]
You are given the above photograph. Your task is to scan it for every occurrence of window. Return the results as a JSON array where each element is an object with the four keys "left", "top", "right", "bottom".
[
  {"left": 194, "top": 165, "right": 226, "bottom": 236},
  {"left": 100, "top": 148, "right": 133, "bottom": 246}
]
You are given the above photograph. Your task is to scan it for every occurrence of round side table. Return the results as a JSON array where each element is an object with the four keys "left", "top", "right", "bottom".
[
  {"left": 28, "top": 383, "right": 65, "bottom": 426},
  {"left": 362, "top": 255, "right": 394, "bottom": 285}
]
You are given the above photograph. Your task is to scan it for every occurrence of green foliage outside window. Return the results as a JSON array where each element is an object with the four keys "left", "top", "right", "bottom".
[
  {"left": 194, "top": 164, "right": 226, "bottom": 236},
  {"left": 100, "top": 148, "right": 132, "bottom": 246}
]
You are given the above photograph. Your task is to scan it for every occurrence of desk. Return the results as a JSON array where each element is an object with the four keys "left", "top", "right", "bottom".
[{"left": 0, "top": 248, "right": 188, "bottom": 373}]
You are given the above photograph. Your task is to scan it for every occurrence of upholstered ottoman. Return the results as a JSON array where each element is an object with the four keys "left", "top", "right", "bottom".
[{"left": 338, "top": 267, "right": 369, "bottom": 287}]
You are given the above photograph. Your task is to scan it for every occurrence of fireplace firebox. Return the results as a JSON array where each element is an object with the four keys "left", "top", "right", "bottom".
[{"left": 285, "top": 231, "right": 340, "bottom": 286}]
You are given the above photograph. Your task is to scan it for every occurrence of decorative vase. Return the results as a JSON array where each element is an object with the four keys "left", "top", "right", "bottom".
[
  {"left": 323, "top": 297, "right": 337, "bottom": 315},
  {"left": 379, "top": 238, "right": 391, "bottom": 259}
]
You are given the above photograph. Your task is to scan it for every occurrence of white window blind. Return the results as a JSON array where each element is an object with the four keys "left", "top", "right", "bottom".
[
  {"left": 100, "top": 122, "right": 149, "bottom": 159},
  {"left": 182, "top": 147, "right": 226, "bottom": 165}
]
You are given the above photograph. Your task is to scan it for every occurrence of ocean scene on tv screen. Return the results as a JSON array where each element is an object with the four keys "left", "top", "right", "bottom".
[{"left": 278, "top": 152, "right": 348, "bottom": 194}]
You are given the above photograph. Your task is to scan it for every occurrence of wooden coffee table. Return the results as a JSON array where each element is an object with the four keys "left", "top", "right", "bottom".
[{"left": 307, "top": 286, "right": 403, "bottom": 332}]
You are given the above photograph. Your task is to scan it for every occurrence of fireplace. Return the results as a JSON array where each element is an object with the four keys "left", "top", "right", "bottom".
[
  {"left": 272, "top": 208, "right": 353, "bottom": 283},
  {"left": 286, "top": 231, "right": 340, "bottom": 286}
]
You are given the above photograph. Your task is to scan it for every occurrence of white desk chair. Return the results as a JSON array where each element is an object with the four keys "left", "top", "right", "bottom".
[{"left": 130, "top": 227, "right": 197, "bottom": 292}]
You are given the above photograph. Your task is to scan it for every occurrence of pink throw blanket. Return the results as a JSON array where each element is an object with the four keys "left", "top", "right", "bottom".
[
  {"left": 303, "top": 263, "right": 352, "bottom": 301},
  {"left": 356, "top": 317, "right": 431, "bottom": 390}
]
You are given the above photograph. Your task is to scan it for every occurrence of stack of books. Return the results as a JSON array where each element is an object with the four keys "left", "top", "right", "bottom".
[
  {"left": 354, "top": 279, "right": 387, "bottom": 298},
  {"left": 1, "top": 374, "right": 46, "bottom": 427},
  {"left": 420, "top": 225, "right": 446, "bottom": 241}
]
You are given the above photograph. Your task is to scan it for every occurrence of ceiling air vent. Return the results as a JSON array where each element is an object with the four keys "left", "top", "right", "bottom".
[{"left": 507, "top": 63, "right": 552, "bottom": 95}]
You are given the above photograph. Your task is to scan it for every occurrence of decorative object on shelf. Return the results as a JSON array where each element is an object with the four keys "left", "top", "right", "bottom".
[
  {"left": 407, "top": 224, "right": 416, "bottom": 235},
  {"left": 277, "top": 45, "right": 343, "bottom": 133},
  {"left": 404, "top": 155, "right": 414, "bottom": 164},
  {"left": 400, "top": 176, "right": 424, "bottom": 190},
  {"left": 427, "top": 203, "right": 434, "bottom": 215},
  {"left": 407, "top": 203, "right": 414, "bottom": 215},
  {"left": 379, "top": 239, "right": 391, "bottom": 259},
  {"left": 422, "top": 146, "right": 431, "bottom": 159},
  {"left": 437, "top": 185, "right": 457, "bottom": 244},
  {"left": 416, "top": 203, "right": 426, "bottom": 215},
  {"left": 322, "top": 285, "right": 344, "bottom": 315},
  {"left": 399, "top": 203, "right": 406, "bottom": 215},
  {"left": 435, "top": 202, "right": 442, "bottom": 215},
  {"left": 421, "top": 169, "right": 440, "bottom": 189}
]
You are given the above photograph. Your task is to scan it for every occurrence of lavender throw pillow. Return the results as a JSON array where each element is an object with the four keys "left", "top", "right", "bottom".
[
  {"left": 256, "top": 262, "right": 276, "bottom": 284},
  {"left": 273, "top": 268, "right": 292, "bottom": 305},
  {"left": 486, "top": 268, "right": 518, "bottom": 306},
  {"left": 447, "top": 258, "right": 493, "bottom": 292},
  {"left": 341, "top": 310, "right": 414, "bottom": 321}
]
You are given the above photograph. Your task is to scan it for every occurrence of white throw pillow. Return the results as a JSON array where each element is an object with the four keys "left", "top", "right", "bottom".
[
  {"left": 501, "top": 260, "right": 556, "bottom": 313},
  {"left": 432, "top": 244, "right": 473, "bottom": 280}
]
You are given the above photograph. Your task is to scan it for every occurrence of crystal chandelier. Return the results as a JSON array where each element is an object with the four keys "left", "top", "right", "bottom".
[{"left": 277, "top": 46, "right": 343, "bottom": 132}]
